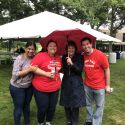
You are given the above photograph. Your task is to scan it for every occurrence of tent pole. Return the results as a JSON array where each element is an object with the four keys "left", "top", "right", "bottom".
[{"left": 109, "top": 42, "right": 113, "bottom": 53}]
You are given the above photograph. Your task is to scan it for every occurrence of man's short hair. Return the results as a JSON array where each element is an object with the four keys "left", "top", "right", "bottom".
[{"left": 81, "top": 37, "right": 92, "bottom": 44}]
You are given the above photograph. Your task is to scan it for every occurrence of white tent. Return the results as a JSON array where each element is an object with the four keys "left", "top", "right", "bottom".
[{"left": 0, "top": 11, "right": 121, "bottom": 43}]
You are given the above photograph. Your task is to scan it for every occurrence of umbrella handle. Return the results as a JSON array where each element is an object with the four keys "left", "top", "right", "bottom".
[
  {"left": 68, "top": 52, "right": 69, "bottom": 57},
  {"left": 67, "top": 52, "right": 70, "bottom": 75}
]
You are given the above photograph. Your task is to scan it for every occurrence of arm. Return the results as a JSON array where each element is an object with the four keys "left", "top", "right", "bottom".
[
  {"left": 12, "top": 56, "right": 30, "bottom": 77},
  {"left": 71, "top": 61, "right": 83, "bottom": 74},
  {"left": 30, "top": 53, "right": 54, "bottom": 78},
  {"left": 99, "top": 52, "right": 111, "bottom": 93},
  {"left": 104, "top": 67, "right": 111, "bottom": 93},
  {"left": 33, "top": 68, "right": 54, "bottom": 78},
  {"left": 18, "top": 65, "right": 37, "bottom": 77},
  {"left": 18, "top": 67, "right": 32, "bottom": 77},
  {"left": 18, "top": 65, "right": 54, "bottom": 79},
  {"left": 67, "top": 54, "right": 83, "bottom": 74}
]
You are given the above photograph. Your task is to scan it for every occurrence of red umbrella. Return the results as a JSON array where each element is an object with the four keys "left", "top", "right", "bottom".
[{"left": 40, "top": 29, "right": 96, "bottom": 55}]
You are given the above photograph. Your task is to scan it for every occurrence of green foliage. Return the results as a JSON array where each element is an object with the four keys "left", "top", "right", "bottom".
[
  {"left": 105, "top": 0, "right": 125, "bottom": 35},
  {"left": 0, "top": 60, "right": 125, "bottom": 125},
  {"left": 30, "top": 0, "right": 63, "bottom": 14},
  {"left": 61, "top": 0, "right": 125, "bottom": 34},
  {"left": 0, "top": 0, "right": 125, "bottom": 37},
  {"left": 0, "top": 0, "right": 34, "bottom": 24},
  {"left": 61, "top": 0, "right": 108, "bottom": 27}
]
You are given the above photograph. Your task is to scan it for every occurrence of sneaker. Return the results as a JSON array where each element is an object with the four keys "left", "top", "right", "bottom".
[
  {"left": 46, "top": 122, "right": 52, "bottom": 125},
  {"left": 38, "top": 123, "right": 44, "bottom": 125},
  {"left": 67, "top": 122, "right": 72, "bottom": 125},
  {"left": 84, "top": 122, "right": 92, "bottom": 125}
]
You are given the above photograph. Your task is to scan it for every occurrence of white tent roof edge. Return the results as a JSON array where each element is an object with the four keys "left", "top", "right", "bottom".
[{"left": 0, "top": 11, "right": 121, "bottom": 43}]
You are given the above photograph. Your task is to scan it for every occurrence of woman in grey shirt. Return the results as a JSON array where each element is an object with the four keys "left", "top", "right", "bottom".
[
  {"left": 9, "top": 42, "right": 37, "bottom": 125},
  {"left": 10, "top": 41, "right": 58, "bottom": 125}
]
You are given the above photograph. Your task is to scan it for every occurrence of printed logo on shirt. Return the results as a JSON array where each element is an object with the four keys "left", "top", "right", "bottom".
[
  {"left": 84, "top": 59, "right": 95, "bottom": 68},
  {"left": 48, "top": 61, "right": 61, "bottom": 73}
]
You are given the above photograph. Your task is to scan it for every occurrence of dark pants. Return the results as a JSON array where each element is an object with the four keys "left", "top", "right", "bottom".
[
  {"left": 33, "top": 88, "right": 59, "bottom": 123},
  {"left": 9, "top": 84, "right": 33, "bottom": 125},
  {"left": 65, "top": 107, "right": 79, "bottom": 125}
]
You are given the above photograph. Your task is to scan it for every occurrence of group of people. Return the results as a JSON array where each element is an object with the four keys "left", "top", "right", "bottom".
[{"left": 9, "top": 37, "right": 111, "bottom": 125}]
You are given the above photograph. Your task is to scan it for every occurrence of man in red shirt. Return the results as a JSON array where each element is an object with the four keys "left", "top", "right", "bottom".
[{"left": 81, "top": 37, "right": 111, "bottom": 125}]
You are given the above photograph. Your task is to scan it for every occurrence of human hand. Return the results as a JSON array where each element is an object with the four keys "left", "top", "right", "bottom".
[
  {"left": 45, "top": 72, "right": 55, "bottom": 79},
  {"left": 66, "top": 57, "right": 73, "bottom": 65},
  {"left": 29, "top": 65, "right": 38, "bottom": 72},
  {"left": 105, "top": 85, "right": 113, "bottom": 94}
]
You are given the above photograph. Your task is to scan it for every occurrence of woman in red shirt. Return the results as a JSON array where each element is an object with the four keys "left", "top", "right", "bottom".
[{"left": 31, "top": 40, "right": 62, "bottom": 125}]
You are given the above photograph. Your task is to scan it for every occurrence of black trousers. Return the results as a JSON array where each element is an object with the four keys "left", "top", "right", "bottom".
[
  {"left": 34, "top": 88, "right": 59, "bottom": 123},
  {"left": 65, "top": 107, "right": 79, "bottom": 125}
]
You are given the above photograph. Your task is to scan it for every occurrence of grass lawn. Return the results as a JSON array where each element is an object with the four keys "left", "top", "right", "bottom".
[{"left": 0, "top": 59, "right": 125, "bottom": 125}]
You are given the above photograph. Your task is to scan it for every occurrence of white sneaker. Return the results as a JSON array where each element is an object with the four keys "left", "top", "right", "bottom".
[
  {"left": 38, "top": 123, "right": 44, "bottom": 125},
  {"left": 46, "top": 122, "right": 52, "bottom": 125}
]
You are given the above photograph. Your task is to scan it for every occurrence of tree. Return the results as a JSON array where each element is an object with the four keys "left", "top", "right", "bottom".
[
  {"left": 60, "top": 0, "right": 86, "bottom": 22},
  {"left": 61, "top": 0, "right": 109, "bottom": 29},
  {"left": 0, "top": 0, "right": 33, "bottom": 25},
  {"left": 29, "top": 0, "right": 63, "bottom": 14},
  {"left": 0, "top": 0, "right": 125, "bottom": 37},
  {"left": 106, "top": 0, "right": 125, "bottom": 36},
  {"left": 61, "top": 0, "right": 125, "bottom": 37}
]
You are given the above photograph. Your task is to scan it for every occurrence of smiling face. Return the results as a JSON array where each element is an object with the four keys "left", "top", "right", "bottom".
[
  {"left": 25, "top": 45, "right": 36, "bottom": 58},
  {"left": 68, "top": 46, "right": 75, "bottom": 58},
  {"left": 47, "top": 41, "right": 57, "bottom": 56},
  {"left": 81, "top": 39, "right": 93, "bottom": 55}
]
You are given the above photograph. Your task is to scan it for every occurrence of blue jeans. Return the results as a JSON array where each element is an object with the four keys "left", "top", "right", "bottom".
[
  {"left": 33, "top": 88, "right": 59, "bottom": 124},
  {"left": 9, "top": 84, "right": 33, "bottom": 125},
  {"left": 84, "top": 85, "right": 105, "bottom": 125}
]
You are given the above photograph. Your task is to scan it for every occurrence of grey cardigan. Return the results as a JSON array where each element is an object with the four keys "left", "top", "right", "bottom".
[{"left": 10, "top": 54, "right": 33, "bottom": 88}]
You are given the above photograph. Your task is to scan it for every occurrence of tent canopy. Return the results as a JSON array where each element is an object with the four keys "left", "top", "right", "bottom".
[{"left": 0, "top": 11, "right": 121, "bottom": 43}]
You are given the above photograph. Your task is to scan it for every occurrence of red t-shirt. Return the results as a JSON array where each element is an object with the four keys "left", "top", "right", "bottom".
[
  {"left": 83, "top": 49, "right": 109, "bottom": 89},
  {"left": 31, "top": 52, "right": 62, "bottom": 92}
]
